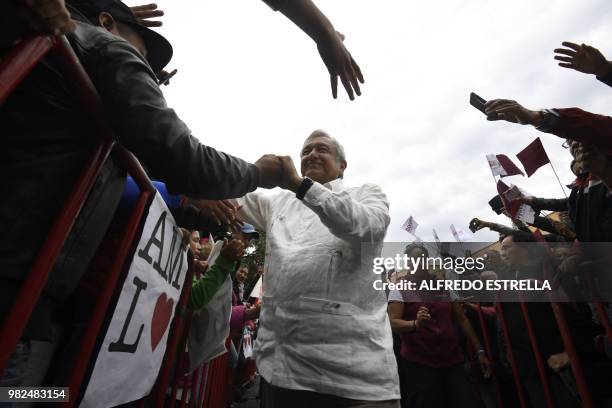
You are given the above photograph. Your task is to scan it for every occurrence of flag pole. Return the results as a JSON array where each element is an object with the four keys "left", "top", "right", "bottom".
[{"left": 548, "top": 162, "right": 568, "bottom": 199}]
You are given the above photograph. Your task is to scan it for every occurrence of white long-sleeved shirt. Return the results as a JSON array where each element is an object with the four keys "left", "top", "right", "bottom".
[{"left": 237, "top": 179, "right": 400, "bottom": 401}]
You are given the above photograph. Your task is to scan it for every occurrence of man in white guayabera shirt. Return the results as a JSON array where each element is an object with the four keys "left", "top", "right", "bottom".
[{"left": 237, "top": 130, "right": 400, "bottom": 408}]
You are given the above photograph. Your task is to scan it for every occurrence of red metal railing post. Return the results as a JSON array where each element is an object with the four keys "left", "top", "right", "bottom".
[
  {"left": 0, "top": 35, "right": 56, "bottom": 104},
  {"left": 518, "top": 301, "right": 554, "bottom": 408},
  {"left": 476, "top": 304, "right": 504, "bottom": 408},
  {"left": 549, "top": 302, "right": 595, "bottom": 407},
  {"left": 496, "top": 304, "right": 528, "bottom": 408},
  {"left": 151, "top": 258, "right": 195, "bottom": 407},
  {"left": 0, "top": 140, "right": 114, "bottom": 374},
  {"left": 66, "top": 188, "right": 153, "bottom": 405},
  {"left": 197, "top": 363, "right": 208, "bottom": 408}
]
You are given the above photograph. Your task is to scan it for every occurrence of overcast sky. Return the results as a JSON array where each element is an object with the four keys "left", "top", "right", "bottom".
[{"left": 127, "top": 0, "right": 612, "bottom": 243}]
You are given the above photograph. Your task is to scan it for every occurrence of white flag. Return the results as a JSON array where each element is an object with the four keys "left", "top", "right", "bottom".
[
  {"left": 433, "top": 229, "right": 441, "bottom": 244},
  {"left": 248, "top": 275, "right": 263, "bottom": 299},
  {"left": 486, "top": 154, "right": 506, "bottom": 177},
  {"left": 450, "top": 224, "right": 474, "bottom": 242},
  {"left": 402, "top": 216, "right": 419, "bottom": 235},
  {"left": 450, "top": 224, "right": 460, "bottom": 242}
]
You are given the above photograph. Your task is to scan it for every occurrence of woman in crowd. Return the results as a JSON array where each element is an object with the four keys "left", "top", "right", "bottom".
[{"left": 388, "top": 244, "right": 489, "bottom": 408}]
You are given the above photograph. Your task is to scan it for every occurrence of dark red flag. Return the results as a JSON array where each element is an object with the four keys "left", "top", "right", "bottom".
[
  {"left": 488, "top": 154, "right": 524, "bottom": 177},
  {"left": 496, "top": 180, "right": 520, "bottom": 217},
  {"left": 516, "top": 137, "right": 550, "bottom": 177}
]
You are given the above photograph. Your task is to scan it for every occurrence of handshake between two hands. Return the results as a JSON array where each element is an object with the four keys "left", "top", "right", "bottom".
[{"left": 253, "top": 154, "right": 304, "bottom": 192}]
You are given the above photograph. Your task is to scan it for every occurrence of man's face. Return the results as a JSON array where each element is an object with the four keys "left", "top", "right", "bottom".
[
  {"left": 236, "top": 267, "right": 248, "bottom": 284},
  {"left": 234, "top": 231, "right": 253, "bottom": 246},
  {"left": 500, "top": 236, "right": 525, "bottom": 267},
  {"left": 300, "top": 136, "right": 347, "bottom": 184}
]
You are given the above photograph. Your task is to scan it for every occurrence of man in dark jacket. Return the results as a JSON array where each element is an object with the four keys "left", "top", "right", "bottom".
[{"left": 0, "top": 0, "right": 280, "bottom": 344}]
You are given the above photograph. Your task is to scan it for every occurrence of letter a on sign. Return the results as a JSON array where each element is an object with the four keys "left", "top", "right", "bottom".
[{"left": 81, "top": 192, "right": 188, "bottom": 408}]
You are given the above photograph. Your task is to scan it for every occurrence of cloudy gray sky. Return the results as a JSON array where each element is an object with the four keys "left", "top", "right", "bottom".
[{"left": 128, "top": 0, "right": 612, "bottom": 243}]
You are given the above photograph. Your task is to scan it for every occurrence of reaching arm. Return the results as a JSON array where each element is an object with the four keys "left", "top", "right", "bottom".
[
  {"left": 76, "top": 29, "right": 260, "bottom": 199},
  {"left": 484, "top": 99, "right": 612, "bottom": 153},
  {"left": 188, "top": 255, "right": 235, "bottom": 310},
  {"left": 553, "top": 42, "right": 612, "bottom": 88},
  {"left": 527, "top": 197, "right": 569, "bottom": 212},
  {"left": 260, "top": 0, "right": 363, "bottom": 100},
  {"left": 531, "top": 216, "right": 575, "bottom": 241}
]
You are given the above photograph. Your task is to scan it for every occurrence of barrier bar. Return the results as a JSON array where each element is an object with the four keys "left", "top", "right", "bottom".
[
  {"left": 476, "top": 304, "right": 504, "bottom": 408},
  {"left": 0, "top": 139, "right": 114, "bottom": 375},
  {"left": 67, "top": 187, "right": 152, "bottom": 405},
  {"left": 495, "top": 304, "right": 528, "bottom": 408},
  {"left": 549, "top": 302, "right": 595, "bottom": 407},
  {"left": 151, "top": 257, "right": 195, "bottom": 407},
  {"left": 518, "top": 302, "right": 554, "bottom": 408},
  {"left": 0, "top": 35, "right": 56, "bottom": 104}
]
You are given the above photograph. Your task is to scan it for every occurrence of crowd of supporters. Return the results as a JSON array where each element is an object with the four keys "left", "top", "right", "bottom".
[
  {"left": 1, "top": 0, "right": 612, "bottom": 407},
  {"left": 386, "top": 43, "right": 612, "bottom": 408}
]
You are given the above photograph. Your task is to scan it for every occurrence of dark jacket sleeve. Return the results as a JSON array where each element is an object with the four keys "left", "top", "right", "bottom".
[
  {"left": 531, "top": 216, "right": 575, "bottom": 241},
  {"left": 75, "top": 29, "right": 259, "bottom": 199},
  {"left": 531, "top": 197, "right": 568, "bottom": 212},
  {"left": 543, "top": 108, "right": 612, "bottom": 153},
  {"left": 260, "top": 0, "right": 287, "bottom": 11},
  {"left": 597, "top": 70, "right": 612, "bottom": 88}
]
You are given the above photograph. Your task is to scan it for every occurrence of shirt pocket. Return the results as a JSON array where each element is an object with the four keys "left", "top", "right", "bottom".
[{"left": 276, "top": 296, "right": 355, "bottom": 372}]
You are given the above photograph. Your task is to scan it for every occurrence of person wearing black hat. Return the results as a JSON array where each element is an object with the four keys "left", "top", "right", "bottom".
[
  {"left": 67, "top": 0, "right": 172, "bottom": 75},
  {"left": 0, "top": 0, "right": 282, "bottom": 382}
]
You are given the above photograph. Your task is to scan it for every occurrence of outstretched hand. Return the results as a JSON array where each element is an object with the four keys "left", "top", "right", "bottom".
[
  {"left": 484, "top": 99, "right": 543, "bottom": 126},
  {"left": 220, "top": 238, "right": 246, "bottom": 262},
  {"left": 317, "top": 30, "right": 364, "bottom": 100},
  {"left": 254, "top": 154, "right": 282, "bottom": 189},
  {"left": 130, "top": 3, "right": 164, "bottom": 27},
  {"left": 554, "top": 42, "right": 612, "bottom": 77},
  {"left": 187, "top": 199, "right": 242, "bottom": 228},
  {"left": 277, "top": 156, "right": 303, "bottom": 192}
]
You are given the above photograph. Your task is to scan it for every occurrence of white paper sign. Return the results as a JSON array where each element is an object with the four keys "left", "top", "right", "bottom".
[
  {"left": 187, "top": 274, "right": 232, "bottom": 371},
  {"left": 81, "top": 192, "right": 188, "bottom": 408},
  {"left": 402, "top": 216, "right": 419, "bottom": 234}
]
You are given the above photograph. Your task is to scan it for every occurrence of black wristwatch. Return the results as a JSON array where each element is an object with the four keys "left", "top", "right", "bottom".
[{"left": 296, "top": 177, "right": 314, "bottom": 200}]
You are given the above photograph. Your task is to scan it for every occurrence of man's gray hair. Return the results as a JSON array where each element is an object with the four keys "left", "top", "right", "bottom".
[{"left": 304, "top": 129, "right": 346, "bottom": 163}]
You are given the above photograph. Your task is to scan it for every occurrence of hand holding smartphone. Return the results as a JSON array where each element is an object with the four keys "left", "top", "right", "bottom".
[{"left": 469, "top": 92, "right": 487, "bottom": 114}]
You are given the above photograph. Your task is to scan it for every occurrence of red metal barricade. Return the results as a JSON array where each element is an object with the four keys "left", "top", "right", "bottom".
[
  {"left": 0, "top": 31, "right": 216, "bottom": 407},
  {"left": 0, "top": 32, "right": 153, "bottom": 381}
]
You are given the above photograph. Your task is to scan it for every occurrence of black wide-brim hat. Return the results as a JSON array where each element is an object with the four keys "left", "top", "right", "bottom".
[{"left": 68, "top": 0, "right": 173, "bottom": 74}]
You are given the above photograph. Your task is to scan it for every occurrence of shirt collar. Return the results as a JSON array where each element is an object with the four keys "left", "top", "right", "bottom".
[{"left": 324, "top": 178, "right": 344, "bottom": 191}]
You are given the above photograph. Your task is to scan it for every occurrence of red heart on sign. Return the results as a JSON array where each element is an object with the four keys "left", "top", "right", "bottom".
[{"left": 151, "top": 293, "right": 174, "bottom": 352}]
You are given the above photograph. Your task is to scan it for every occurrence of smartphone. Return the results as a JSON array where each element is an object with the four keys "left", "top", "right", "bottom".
[
  {"left": 469, "top": 92, "right": 487, "bottom": 115},
  {"left": 157, "top": 68, "right": 178, "bottom": 86},
  {"left": 488, "top": 195, "right": 504, "bottom": 215}
]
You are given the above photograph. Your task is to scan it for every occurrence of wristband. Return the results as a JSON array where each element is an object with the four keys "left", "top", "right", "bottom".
[{"left": 296, "top": 177, "right": 314, "bottom": 200}]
